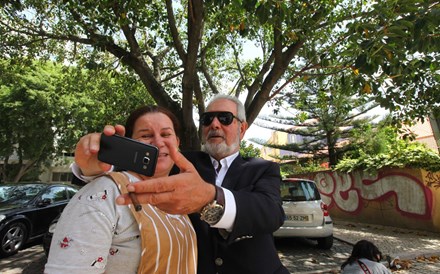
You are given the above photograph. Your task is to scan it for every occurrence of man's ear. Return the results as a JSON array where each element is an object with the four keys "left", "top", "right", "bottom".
[{"left": 239, "top": 121, "right": 248, "bottom": 139}]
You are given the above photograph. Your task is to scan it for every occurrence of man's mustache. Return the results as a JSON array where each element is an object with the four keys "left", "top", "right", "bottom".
[{"left": 207, "top": 130, "right": 225, "bottom": 139}]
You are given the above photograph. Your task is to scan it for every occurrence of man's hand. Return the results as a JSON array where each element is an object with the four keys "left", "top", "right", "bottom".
[
  {"left": 75, "top": 125, "right": 125, "bottom": 176},
  {"left": 116, "top": 141, "right": 216, "bottom": 215}
]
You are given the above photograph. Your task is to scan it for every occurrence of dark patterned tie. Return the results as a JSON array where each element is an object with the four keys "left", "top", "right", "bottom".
[{"left": 216, "top": 161, "right": 222, "bottom": 173}]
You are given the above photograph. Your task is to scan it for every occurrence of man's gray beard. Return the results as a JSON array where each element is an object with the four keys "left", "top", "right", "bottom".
[
  {"left": 203, "top": 127, "right": 241, "bottom": 159},
  {"left": 202, "top": 139, "right": 239, "bottom": 159}
]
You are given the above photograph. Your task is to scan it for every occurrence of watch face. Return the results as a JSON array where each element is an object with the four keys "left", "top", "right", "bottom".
[{"left": 201, "top": 203, "right": 224, "bottom": 225}]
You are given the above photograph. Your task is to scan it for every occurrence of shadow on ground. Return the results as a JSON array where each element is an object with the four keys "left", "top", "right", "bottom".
[{"left": 1, "top": 239, "right": 47, "bottom": 274}]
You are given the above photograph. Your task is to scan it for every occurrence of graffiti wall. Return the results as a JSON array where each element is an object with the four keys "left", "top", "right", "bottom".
[{"left": 300, "top": 168, "right": 440, "bottom": 233}]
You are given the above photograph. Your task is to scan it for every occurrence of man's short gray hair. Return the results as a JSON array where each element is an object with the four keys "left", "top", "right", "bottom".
[{"left": 207, "top": 94, "right": 246, "bottom": 122}]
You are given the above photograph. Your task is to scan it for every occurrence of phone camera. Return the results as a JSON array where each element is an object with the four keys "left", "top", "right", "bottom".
[{"left": 143, "top": 157, "right": 150, "bottom": 165}]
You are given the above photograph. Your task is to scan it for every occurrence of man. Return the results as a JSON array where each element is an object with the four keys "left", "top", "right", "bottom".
[{"left": 73, "top": 95, "right": 288, "bottom": 273}]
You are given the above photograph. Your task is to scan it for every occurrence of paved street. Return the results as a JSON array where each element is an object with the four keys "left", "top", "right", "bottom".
[
  {"left": 1, "top": 237, "right": 352, "bottom": 274},
  {"left": 277, "top": 236, "right": 351, "bottom": 273},
  {"left": 331, "top": 220, "right": 440, "bottom": 274},
  {"left": 1, "top": 220, "right": 440, "bottom": 273},
  {"left": 1, "top": 240, "right": 46, "bottom": 274}
]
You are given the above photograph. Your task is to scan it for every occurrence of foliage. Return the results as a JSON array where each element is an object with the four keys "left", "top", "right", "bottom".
[
  {"left": 342, "top": 117, "right": 395, "bottom": 158},
  {"left": 0, "top": 60, "right": 61, "bottom": 182},
  {"left": 1, "top": 0, "right": 438, "bottom": 150},
  {"left": 239, "top": 140, "right": 261, "bottom": 158},
  {"left": 251, "top": 73, "right": 379, "bottom": 167},
  {"left": 335, "top": 126, "right": 440, "bottom": 172},
  {"left": 0, "top": 59, "right": 153, "bottom": 182},
  {"left": 279, "top": 160, "right": 327, "bottom": 178}
]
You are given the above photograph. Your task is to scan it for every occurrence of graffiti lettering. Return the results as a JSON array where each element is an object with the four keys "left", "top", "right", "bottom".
[{"left": 311, "top": 170, "right": 432, "bottom": 219}]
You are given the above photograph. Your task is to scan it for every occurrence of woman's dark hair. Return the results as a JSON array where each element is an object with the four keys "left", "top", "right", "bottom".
[
  {"left": 341, "top": 240, "right": 383, "bottom": 269},
  {"left": 124, "top": 105, "right": 180, "bottom": 138}
]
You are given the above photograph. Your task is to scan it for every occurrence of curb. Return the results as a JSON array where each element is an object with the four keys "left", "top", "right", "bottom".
[{"left": 391, "top": 250, "right": 440, "bottom": 260}]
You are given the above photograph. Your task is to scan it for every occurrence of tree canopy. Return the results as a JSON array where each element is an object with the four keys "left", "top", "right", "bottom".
[
  {"left": 1, "top": 0, "right": 439, "bottom": 149},
  {"left": 0, "top": 59, "right": 153, "bottom": 182}
]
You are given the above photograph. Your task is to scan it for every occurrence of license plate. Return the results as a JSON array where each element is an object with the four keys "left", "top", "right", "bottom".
[{"left": 286, "top": 215, "right": 309, "bottom": 221}]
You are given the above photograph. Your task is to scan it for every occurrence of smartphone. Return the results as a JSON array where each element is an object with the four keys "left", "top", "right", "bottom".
[{"left": 98, "top": 134, "right": 158, "bottom": 177}]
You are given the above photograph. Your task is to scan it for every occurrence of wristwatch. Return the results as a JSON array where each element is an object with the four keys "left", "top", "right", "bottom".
[{"left": 200, "top": 185, "right": 225, "bottom": 225}]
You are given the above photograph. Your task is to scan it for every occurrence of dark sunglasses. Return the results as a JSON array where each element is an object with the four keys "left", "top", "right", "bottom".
[{"left": 200, "top": 111, "right": 241, "bottom": 126}]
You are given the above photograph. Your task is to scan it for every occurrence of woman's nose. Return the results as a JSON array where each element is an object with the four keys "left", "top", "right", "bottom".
[{"left": 150, "top": 136, "right": 165, "bottom": 147}]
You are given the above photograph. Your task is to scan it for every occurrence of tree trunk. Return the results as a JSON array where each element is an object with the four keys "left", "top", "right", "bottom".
[{"left": 13, "top": 159, "right": 36, "bottom": 183}]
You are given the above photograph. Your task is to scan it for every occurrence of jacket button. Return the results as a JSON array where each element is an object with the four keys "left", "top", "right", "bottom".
[{"left": 215, "top": 257, "right": 223, "bottom": 266}]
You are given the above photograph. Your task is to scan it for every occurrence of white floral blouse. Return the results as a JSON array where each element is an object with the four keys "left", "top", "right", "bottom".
[{"left": 44, "top": 173, "right": 142, "bottom": 273}]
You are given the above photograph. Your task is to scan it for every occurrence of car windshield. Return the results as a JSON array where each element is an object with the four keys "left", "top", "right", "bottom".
[
  {"left": 280, "top": 180, "right": 321, "bottom": 202},
  {"left": 0, "top": 184, "right": 46, "bottom": 205}
]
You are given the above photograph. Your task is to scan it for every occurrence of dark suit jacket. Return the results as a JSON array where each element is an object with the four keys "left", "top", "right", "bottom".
[{"left": 182, "top": 151, "right": 289, "bottom": 274}]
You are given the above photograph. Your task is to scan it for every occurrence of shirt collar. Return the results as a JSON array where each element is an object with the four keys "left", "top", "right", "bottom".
[{"left": 210, "top": 151, "right": 239, "bottom": 170}]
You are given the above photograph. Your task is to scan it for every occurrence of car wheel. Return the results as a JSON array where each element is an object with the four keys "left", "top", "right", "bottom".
[
  {"left": 317, "top": 235, "right": 333, "bottom": 249},
  {"left": 0, "top": 222, "right": 28, "bottom": 257}
]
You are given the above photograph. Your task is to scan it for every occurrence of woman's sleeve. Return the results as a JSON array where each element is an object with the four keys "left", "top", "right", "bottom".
[
  {"left": 44, "top": 177, "right": 120, "bottom": 274},
  {"left": 70, "top": 162, "right": 112, "bottom": 183}
]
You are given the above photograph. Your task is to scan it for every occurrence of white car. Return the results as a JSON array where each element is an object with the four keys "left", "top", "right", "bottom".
[{"left": 274, "top": 178, "right": 333, "bottom": 249}]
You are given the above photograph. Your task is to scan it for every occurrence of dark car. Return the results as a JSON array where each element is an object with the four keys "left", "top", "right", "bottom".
[
  {"left": 0, "top": 182, "right": 79, "bottom": 257},
  {"left": 42, "top": 212, "right": 60, "bottom": 257}
]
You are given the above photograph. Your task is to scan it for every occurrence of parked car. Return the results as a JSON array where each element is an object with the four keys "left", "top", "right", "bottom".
[
  {"left": 0, "top": 182, "right": 79, "bottom": 257},
  {"left": 42, "top": 175, "right": 86, "bottom": 257},
  {"left": 42, "top": 212, "right": 59, "bottom": 257},
  {"left": 273, "top": 178, "right": 334, "bottom": 249}
]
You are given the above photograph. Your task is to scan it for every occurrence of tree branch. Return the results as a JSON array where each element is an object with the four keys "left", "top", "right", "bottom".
[{"left": 165, "top": 0, "right": 186, "bottom": 61}]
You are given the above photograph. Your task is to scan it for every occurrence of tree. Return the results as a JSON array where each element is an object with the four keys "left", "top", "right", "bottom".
[
  {"left": 0, "top": 59, "right": 153, "bottom": 182},
  {"left": 0, "top": 61, "right": 58, "bottom": 182},
  {"left": 1, "top": 1, "right": 438, "bottom": 150},
  {"left": 239, "top": 140, "right": 261, "bottom": 158},
  {"left": 251, "top": 73, "right": 379, "bottom": 167}
]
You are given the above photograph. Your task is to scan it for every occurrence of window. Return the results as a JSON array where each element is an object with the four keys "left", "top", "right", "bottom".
[
  {"left": 41, "top": 186, "right": 68, "bottom": 203},
  {"left": 281, "top": 180, "right": 321, "bottom": 201},
  {"left": 66, "top": 187, "right": 78, "bottom": 198},
  {"left": 301, "top": 181, "right": 320, "bottom": 201},
  {"left": 52, "top": 172, "right": 73, "bottom": 182}
]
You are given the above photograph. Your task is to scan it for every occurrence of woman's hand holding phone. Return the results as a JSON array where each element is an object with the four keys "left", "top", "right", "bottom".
[{"left": 74, "top": 125, "right": 126, "bottom": 176}]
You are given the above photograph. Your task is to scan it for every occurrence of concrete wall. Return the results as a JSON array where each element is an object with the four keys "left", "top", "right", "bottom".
[
  {"left": 297, "top": 168, "right": 440, "bottom": 233},
  {"left": 405, "top": 118, "right": 439, "bottom": 152}
]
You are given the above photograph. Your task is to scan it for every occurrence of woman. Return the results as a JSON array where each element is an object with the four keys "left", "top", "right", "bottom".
[
  {"left": 341, "top": 240, "right": 391, "bottom": 274},
  {"left": 45, "top": 106, "right": 197, "bottom": 274}
]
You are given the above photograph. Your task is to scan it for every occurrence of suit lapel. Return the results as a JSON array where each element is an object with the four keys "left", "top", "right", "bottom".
[
  {"left": 184, "top": 151, "right": 247, "bottom": 189},
  {"left": 221, "top": 155, "right": 246, "bottom": 189},
  {"left": 203, "top": 156, "right": 217, "bottom": 184},
  {"left": 189, "top": 151, "right": 217, "bottom": 184}
]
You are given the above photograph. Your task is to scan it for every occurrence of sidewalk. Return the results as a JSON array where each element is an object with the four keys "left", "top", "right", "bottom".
[{"left": 332, "top": 219, "right": 440, "bottom": 273}]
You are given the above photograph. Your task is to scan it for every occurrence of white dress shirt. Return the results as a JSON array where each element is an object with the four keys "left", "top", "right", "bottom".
[{"left": 209, "top": 152, "right": 238, "bottom": 231}]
